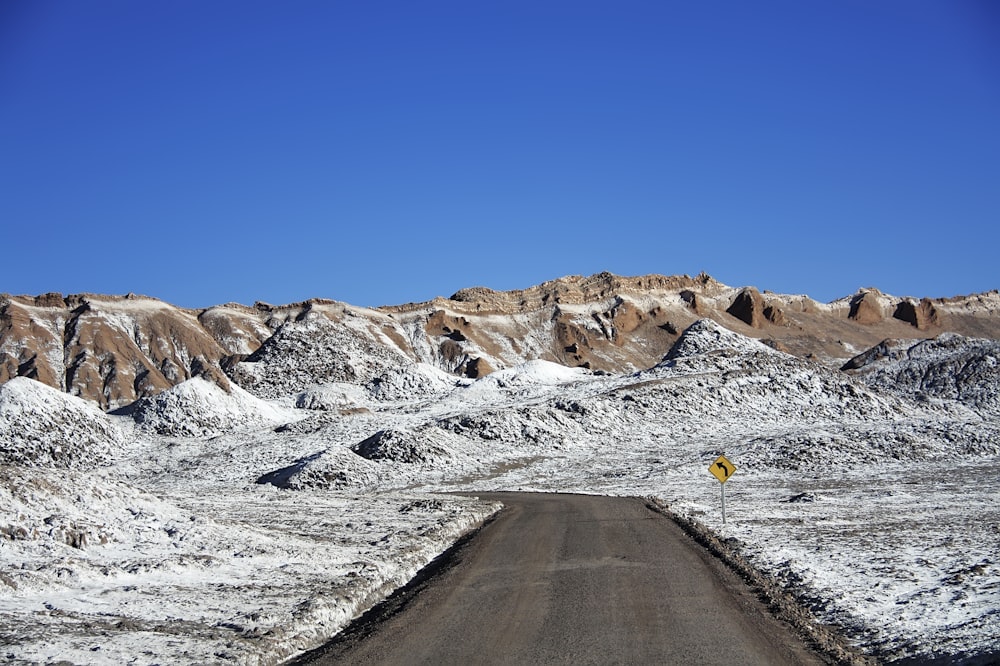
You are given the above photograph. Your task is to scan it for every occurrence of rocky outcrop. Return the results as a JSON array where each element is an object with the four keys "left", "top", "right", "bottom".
[
  {"left": 0, "top": 377, "right": 126, "bottom": 468},
  {"left": 680, "top": 289, "right": 709, "bottom": 315},
  {"left": 893, "top": 298, "right": 940, "bottom": 330},
  {"left": 727, "top": 288, "right": 766, "bottom": 328},
  {"left": 725, "top": 288, "right": 787, "bottom": 328},
  {"left": 197, "top": 303, "right": 274, "bottom": 355},
  {"left": 764, "top": 305, "right": 786, "bottom": 326},
  {"left": 0, "top": 300, "right": 63, "bottom": 389},
  {"left": 457, "top": 356, "right": 494, "bottom": 379},
  {"left": 848, "top": 291, "right": 884, "bottom": 325},
  {"left": 426, "top": 310, "right": 470, "bottom": 338},
  {"left": 845, "top": 333, "right": 1000, "bottom": 419},
  {"left": 446, "top": 272, "right": 723, "bottom": 314},
  {"left": 351, "top": 428, "right": 453, "bottom": 463}
]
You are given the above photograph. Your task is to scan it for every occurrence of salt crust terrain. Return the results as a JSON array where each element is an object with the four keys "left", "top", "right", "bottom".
[{"left": 2, "top": 277, "right": 1000, "bottom": 665}]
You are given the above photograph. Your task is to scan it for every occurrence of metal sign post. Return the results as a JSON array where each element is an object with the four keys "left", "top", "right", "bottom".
[
  {"left": 721, "top": 482, "right": 726, "bottom": 525},
  {"left": 708, "top": 455, "right": 736, "bottom": 526}
]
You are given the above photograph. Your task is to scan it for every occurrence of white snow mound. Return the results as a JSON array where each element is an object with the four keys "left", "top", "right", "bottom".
[
  {"left": 295, "top": 383, "right": 370, "bottom": 411},
  {"left": 469, "top": 360, "right": 588, "bottom": 392},
  {"left": 131, "top": 377, "right": 300, "bottom": 437},
  {"left": 0, "top": 377, "right": 127, "bottom": 468},
  {"left": 257, "top": 447, "right": 378, "bottom": 490},
  {"left": 662, "top": 318, "right": 784, "bottom": 362},
  {"left": 352, "top": 428, "right": 456, "bottom": 464},
  {"left": 368, "top": 363, "right": 459, "bottom": 401}
]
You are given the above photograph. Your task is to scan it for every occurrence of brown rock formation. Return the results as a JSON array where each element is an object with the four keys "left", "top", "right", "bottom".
[
  {"left": 893, "top": 298, "right": 940, "bottom": 330},
  {"left": 458, "top": 357, "right": 494, "bottom": 378},
  {"left": 609, "top": 299, "right": 645, "bottom": 338},
  {"left": 0, "top": 300, "right": 63, "bottom": 388},
  {"left": 763, "top": 303, "right": 787, "bottom": 326},
  {"left": 680, "top": 290, "right": 708, "bottom": 315},
  {"left": 438, "top": 339, "right": 466, "bottom": 366},
  {"left": 848, "top": 291, "right": 884, "bottom": 325},
  {"left": 446, "top": 272, "right": 723, "bottom": 315},
  {"left": 427, "top": 310, "right": 471, "bottom": 338},
  {"left": 554, "top": 319, "right": 592, "bottom": 366},
  {"left": 0, "top": 293, "right": 266, "bottom": 409},
  {"left": 726, "top": 288, "right": 767, "bottom": 328}
]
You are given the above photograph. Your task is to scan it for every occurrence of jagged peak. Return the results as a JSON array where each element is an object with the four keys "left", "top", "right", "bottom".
[{"left": 663, "top": 318, "right": 782, "bottom": 362}]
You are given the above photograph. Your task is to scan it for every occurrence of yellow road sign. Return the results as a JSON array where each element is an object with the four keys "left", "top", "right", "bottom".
[{"left": 709, "top": 455, "right": 736, "bottom": 483}]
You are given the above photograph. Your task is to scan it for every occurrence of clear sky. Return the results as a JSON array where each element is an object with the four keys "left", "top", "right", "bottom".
[{"left": 2, "top": 1, "right": 998, "bottom": 309}]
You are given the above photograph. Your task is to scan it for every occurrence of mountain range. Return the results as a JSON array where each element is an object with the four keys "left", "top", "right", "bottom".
[{"left": 3, "top": 271, "right": 999, "bottom": 409}]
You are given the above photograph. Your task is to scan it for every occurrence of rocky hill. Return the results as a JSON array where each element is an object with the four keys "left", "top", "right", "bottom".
[
  {"left": 2, "top": 273, "right": 999, "bottom": 408},
  {"left": 0, "top": 377, "right": 128, "bottom": 468},
  {"left": 843, "top": 333, "right": 1000, "bottom": 419}
]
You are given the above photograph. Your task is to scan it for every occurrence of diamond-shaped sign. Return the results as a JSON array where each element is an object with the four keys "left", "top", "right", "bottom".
[{"left": 709, "top": 455, "right": 736, "bottom": 484}]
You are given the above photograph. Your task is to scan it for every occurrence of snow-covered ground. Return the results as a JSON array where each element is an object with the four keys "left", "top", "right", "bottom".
[
  {"left": 0, "top": 463, "right": 499, "bottom": 665},
  {"left": 2, "top": 323, "right": 999, "bottom": 664}
]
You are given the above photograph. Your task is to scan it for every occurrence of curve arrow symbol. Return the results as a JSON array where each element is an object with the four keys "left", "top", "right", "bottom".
[{"left": 715, "top": 461, "right": 730, "bottom": 477}]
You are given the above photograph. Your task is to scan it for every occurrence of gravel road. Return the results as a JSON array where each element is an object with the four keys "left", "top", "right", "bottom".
[{"left": 294, "top": 492, "right": 827, "bottom": 665}]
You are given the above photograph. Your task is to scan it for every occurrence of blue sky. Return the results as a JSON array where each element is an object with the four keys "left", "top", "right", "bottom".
[{"left": 2, "top": 1, "right": 998, "bottom": 309}]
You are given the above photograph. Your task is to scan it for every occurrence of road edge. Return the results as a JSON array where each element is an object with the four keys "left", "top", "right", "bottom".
[
  {"left": 283, "top": 509, "right": 503, "bottom": 665},
  {"left": 643, "top": 497, "right": 876, "bottom": 666}
]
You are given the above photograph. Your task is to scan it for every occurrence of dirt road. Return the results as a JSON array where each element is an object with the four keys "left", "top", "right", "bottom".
[{"left": 294, "top": 493, "right": 826, "bottom": 665}]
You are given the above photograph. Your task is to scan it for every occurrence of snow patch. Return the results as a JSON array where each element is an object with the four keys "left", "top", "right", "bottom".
[
  {"left": 367, "top": 363, "right": 461, "bottom": 401},
  {"left": 257, "top": 447, "right": 378, "bottom": 490},
  {"left": 130, "top": 377, "right": 300, "bottom": 437},
  {"left": 466, "top": 359, "right": 588, "bottom": 393},
  {"left": 295, "top": 383, "right": 370, "bottom": 411}
]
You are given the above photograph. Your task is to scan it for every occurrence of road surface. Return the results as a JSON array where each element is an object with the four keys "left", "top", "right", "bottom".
[{"left": 294, "top": 493, "right": 826, "bottom": 665}]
